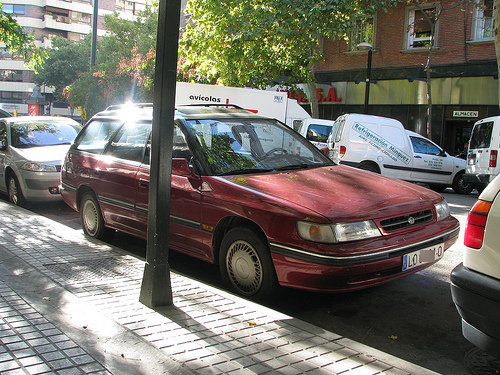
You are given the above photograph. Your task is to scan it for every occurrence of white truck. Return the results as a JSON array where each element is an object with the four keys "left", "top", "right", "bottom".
[
  {"left": 175, "top": 82, "right": 311, "bottom": 129},
  {"left": 326, "top": 113, "right": 472, "bottom": 194}
]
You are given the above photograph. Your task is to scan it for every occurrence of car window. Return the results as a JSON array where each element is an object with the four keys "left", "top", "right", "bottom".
[
  {"left": 185, "top": 118, "right": 329, "bottom": 175},
  {"left": 306, "top": 124, "right": 331, "bottom": 143},
  {"left": 105, "top": 121, "right": 151, "bottom": 162},
  {"left": 74, "top": 120, "right": 121, "bottom": 153},
  {"left": 410, "top": 136, "right": 442, "bottom": 155},
  {"left": 469, "top": 121, "right": 493, "bottom": 149},
  {"left": 9, "top": 120, "right": 80, "bottom": 148},
  {"left": 0, "top": 123, "right": 6, "bottom": 148}
]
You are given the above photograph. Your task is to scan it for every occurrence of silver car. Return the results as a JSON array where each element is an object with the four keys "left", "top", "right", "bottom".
[{"left": 0, "top": 116, "right": 81, "bottom": 205}]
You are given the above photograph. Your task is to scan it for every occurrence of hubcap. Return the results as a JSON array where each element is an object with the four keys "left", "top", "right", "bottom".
[
  {"left": 8, "top": 178, "right": 18, "bottom": 205},
  {"left": 83, "top": 200, "right": 99, "bottom": 236},
  {"left": 226, "top": 240, "right": 263, "bottom": 296}
]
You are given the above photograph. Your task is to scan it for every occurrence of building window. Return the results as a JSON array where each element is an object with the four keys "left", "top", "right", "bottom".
[
  {"left": 2, "top": 4, "right": 25, "bottom": 16},
  {"left": 116, "top": 0, "right": 135, "bottom": 13},
  {"left": 348, "top": 17, "right": 374, "bottom": 51},
  {"left": 406, "top": 6, "right": 437, "bottom": 48},
  {"left": 473, "top": 0, "right": 494, "bottom": 40},
  {"left": 0, "top": 70, "right": 22, "bottom": 82},
  {"left": 0, "top": 91, "right": 24, "bottom": 102}
]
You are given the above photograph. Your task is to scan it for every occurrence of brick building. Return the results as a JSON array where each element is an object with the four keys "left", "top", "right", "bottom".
[{"left": 309, "top": 0, "right": 498, "bottom": 154}]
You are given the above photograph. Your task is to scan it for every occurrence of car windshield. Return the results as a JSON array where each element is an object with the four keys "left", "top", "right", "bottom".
[
  {"left": 184, "top": 117, "right": 333, "bottom": 175},
  {"left": 10, "top": 120, "right": 80, "bottom": 148}
]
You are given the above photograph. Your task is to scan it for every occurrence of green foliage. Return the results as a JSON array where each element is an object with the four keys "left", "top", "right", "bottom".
[
  {"left": 34, "top": 5, "right": 158, "bottom": 118},
  {"left": 179, "top": 0, "right": 398, "bottom": 88},
  {"left": 0, "top": 2, "right": 47, "bottom": 69}
]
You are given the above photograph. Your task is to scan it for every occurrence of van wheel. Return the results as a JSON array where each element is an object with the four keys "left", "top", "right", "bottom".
[
  {"left": 452, "top": 172, "right": 474, "bottom": 195},
  {"left": 219, "top": 227, "right": 278, "bottom": 300},
  {"left": 80, "top": 192, "right": 114, "bottom": 240},
  {"left": 359, "top": 163, "right": 380, "bottom": 173}
]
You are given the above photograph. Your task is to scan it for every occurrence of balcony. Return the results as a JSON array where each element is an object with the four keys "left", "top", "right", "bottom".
[{"left": 42, "top": 14, "right": 91, "bottom": 34}]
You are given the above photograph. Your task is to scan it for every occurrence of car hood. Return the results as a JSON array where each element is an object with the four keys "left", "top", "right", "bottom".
[
  {"left": 11, "top": 144, "right": 71, "bottom": 163},
  {"left": 223, "top": 165, "right": 443, "bottom": 221}
]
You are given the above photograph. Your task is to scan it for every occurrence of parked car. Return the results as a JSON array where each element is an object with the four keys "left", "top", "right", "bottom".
[
  {"left": 326, "top": 113, "right": 472, "bottom": 194},
  {"left": 451, "top": 174, "right": 500, "bottom": 357},
  {"left": 0, "top": 109, "right": 12, "bottom": 118},
  {"left": 0, "top": 116, "right": 82, "bottom": 205},
  {"left": 61, "top": 104, "right": 460, "bottom": 299},
  {"left": 464, "top": 116, "right": 500, "bottom": 192},
  {"left": 296, "top": 118, "right": 336, "bottom": 150}
]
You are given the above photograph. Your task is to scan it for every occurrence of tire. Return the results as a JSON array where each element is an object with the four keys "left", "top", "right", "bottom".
[
  {"left": 80, "top": 192, "right": 114, "bottom": 240},
  {"left": 7, "top": 174, "right": 26, "bottom": 206},
  {"left": 359, "top": 163, "right": 379, "bottom": 173},
  {"left": 428, "top": 184, "right": 447, "bottom": 193},
  {"left": 219, "top": 227, "right": 278, "bottom": 299},
  {"left": 452, "top": 172, "right": 474, "bottom": 195}
]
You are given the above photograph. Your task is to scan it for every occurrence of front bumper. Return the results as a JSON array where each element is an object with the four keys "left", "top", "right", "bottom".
[
  {"left": 270, "top": 224, "right": 459, "bottom": 292},
  {"left": 451, "top": 263, "right": 500, "bottom": 358}
]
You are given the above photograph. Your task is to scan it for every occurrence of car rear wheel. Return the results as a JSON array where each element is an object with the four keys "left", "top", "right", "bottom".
[
  {"left": 219, "top": 227, "right": 278, "bottom": 299},
  {"left": 7, "top": 174, "right": 26, "bottom": 206},
  {"left": 452, "top": 172, "right": 474, "bottom": 195},
  {"left": 80, "top": 192, "right": 114, "bottom": 240}
]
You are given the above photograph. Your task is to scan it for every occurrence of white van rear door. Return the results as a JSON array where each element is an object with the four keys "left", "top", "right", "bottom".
[
  {"left": 409, "top": 135, "right": 455, "bottom": 183},
  {"left": 467, "top": 120, "right": 495, "bottom": 175}
]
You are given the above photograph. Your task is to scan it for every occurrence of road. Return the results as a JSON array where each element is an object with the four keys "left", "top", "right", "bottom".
[{"left": 5, "top": 189, "right": 500, "bottom": 374}]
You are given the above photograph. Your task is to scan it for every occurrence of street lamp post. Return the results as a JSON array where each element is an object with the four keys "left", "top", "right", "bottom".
[{"left": 357, "top": 42, "right": 373, "bottom": 114}]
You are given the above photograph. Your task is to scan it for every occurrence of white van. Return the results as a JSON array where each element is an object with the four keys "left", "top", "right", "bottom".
[
  {"left": 327, "top": 113, "right": 472, "bottom": 194},
  {"left": 296, "top": 118, "right": 336, "bottom": 149},
  {"left": 464, "top": 116, "right": 500, "bottom": 192}
]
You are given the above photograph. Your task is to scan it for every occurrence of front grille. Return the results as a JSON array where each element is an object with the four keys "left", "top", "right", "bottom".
[{"left": 380, "top": 209, "right": 433, "bottom": 232}]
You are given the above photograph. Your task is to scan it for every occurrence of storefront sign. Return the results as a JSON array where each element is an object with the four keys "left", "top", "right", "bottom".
[
  {"left": 453, "top": 111, "right": 478, "bottom": 118},
  {"left": 288, "top": 87, "right": 342, "bottom": 103}
]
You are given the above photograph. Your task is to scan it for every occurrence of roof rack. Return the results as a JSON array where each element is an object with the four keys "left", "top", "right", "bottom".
[{"left": 105, "top": 103, "right": 153, "bottom": 111}]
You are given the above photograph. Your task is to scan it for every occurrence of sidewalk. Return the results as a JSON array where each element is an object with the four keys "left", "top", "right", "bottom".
[{"left": 0, "top": 201, "right": 439, "bottom": 375}]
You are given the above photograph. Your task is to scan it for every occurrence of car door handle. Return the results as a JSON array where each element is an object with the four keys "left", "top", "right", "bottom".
[
  {"left": 415, "top": 155, "right": 422, "bottom": 158},
  {"left": 139, "top": 178, "right": 149, "bottom": 188}
]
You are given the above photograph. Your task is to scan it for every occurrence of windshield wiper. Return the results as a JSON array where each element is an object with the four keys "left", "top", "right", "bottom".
[
  {"left": 217, "top": 168, "right": 274, "bottom": 176},
  {"left": 275, "top": 164, "right": 310, "bottom": 171}
]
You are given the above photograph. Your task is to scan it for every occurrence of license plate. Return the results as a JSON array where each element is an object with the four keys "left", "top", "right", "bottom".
[{"left": 402, "top": 243, "right": 444, "bottom": 271}]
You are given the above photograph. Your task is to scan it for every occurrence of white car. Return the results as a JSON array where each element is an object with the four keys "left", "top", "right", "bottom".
[
  {"left": 451, "top": 174, "right": 500, "bottom": 357},
  {"left": 0, "top": 116, "right": 81, "bottom": 206}
]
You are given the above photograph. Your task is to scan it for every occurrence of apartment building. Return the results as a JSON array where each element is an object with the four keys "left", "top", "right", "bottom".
[
  {"left": 309, "top": 0, "right": 497, "bottom": 154},
  {"left": 0, "top": 0, "right": 147, "bottom": 117}
]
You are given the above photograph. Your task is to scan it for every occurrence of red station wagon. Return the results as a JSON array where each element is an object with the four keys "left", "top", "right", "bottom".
[{"left": 61, "top": 104, "right": 460, "bottom": 298}]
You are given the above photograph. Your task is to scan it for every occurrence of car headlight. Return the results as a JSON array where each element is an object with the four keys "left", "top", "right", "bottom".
[
  {"left": 21, "top": 162, "right": 57, "bottom": 172},
  {"left": 434, "top": 200, "right": 451, "bottom": 221},
  {"left": 297, "top": 220, "right": 381, "bottom": 243}
]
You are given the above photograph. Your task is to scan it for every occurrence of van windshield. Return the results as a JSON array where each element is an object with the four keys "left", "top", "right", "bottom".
[{"left": 470, "top": 121, "right": 493, "bottom": 149}]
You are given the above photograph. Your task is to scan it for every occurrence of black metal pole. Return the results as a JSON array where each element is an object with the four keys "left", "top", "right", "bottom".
[
  {"left": 139, "top": 0, "right": 181, "bottom": 308},
  {"left": 90, "top": 0, "right": 98, "bottom": 67},
  {"left": 363, "top": 49, "right": 372, "bottom": 114}
]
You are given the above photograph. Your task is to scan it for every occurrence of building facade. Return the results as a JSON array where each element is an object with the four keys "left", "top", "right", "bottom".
[
  {"left": 0, "top": 0, "right": 147, "bottom": 117},
  {"left": 308, "top": 0, "right": 498, "bottom": 154}
]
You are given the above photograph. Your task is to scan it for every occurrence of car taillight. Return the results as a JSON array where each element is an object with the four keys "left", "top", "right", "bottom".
[
  {"left": 340, "top": 146, "right": 346, "bottom": 156},
  {"left": 464, "top": 200, "right": 492, "bottom": 249},
  {"left": 490, "top": 150, "right": 498, "bottom": 168}
]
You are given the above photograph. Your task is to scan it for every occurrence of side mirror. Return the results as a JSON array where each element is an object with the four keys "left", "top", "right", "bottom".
[
  {"left": 172, "top": 158, "right": 194, "bottom": 177},
  {"left": 320, "top": 147, "right": 329, "bottom": 156},
  {"left": 0, "top": 140, "right": 6, "bottom": 151}
]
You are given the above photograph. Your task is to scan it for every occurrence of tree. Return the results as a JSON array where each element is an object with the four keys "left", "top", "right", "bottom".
[
  {"left": 33, "top": 36, "right": 91, "bottom": 101},
  {"left": 0, "top": 2, "right": 45, "bottom": 68},
  {"left": 34, "top": 5, "right": 159, "bottom": 118},
  {"left": 179, "top": 0, "right": 398, "bottom": 117}
]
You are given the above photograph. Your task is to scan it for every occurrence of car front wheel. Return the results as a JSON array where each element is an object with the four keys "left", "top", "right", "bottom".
[
  {"left": 7, "top": 174, "right": 25, "bottom": 206},
  {"left": 219, "top": 227, "right": 278, "bottom": 299},
  {"left": 80, "top": 192, "right": 114, "bottom": 240}
]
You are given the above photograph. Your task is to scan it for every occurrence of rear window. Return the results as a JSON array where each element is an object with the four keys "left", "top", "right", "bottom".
[{"left": 469, "top": 121, "right": 494, "bottom": 149}]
